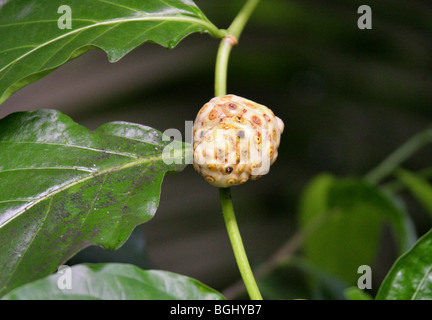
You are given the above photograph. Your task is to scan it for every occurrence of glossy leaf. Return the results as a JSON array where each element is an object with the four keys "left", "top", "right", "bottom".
[
  {"left": 0, "top": 109, "right": 188, "bottom": 296},
  {"left": 376, "top": 228, "right": 432, "bottom": 300},
  {"left": 396, "top": 169, "right": 432, "bottom": 218},
  {"left": 1, "top": 263, "right": 225, "bottom": 300},
  {"left": 0, "top": 0, "right": 225, "bottom": 105},
  {"left": 298, "top": 174, "right": 416, "bottom": 284}
]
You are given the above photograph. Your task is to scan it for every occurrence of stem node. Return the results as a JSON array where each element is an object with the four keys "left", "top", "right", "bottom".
[{"left": 223, "top": 35, "right": 238, "bottom": 46}]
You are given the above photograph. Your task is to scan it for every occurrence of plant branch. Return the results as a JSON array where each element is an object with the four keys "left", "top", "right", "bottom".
[
  {"left": 214, "top": 0, "right": 261, "bottom": 97},
  {"left": 214, "top": 0, "right": 262, "bottom": 300},
  {"left": 219, "top": 188, "right": 262, "bottom": 300}
]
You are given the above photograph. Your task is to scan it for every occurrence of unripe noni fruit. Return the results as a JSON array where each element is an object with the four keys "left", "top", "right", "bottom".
[{"left": 193, "top": 94, "right": 284, "bottom": 188}]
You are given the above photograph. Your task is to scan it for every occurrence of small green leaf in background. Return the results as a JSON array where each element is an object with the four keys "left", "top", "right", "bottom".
[
  {"left": 258, "top": 258, "right": 347, "bottom": 300},
  {"left": 396, "top": 169, "right": 432, "bottom": 219},
  {"left": 376, "top": 228, "right": 432, "bottom": 300},
  {"left": 343, "top": 286, "right": 373, "bottom": 300},
  {"left": 298, "top": 174, "right": 416, "bottom": 285},
  {"left": 0, "top": 0, "right": 225, "bottom": 105},
  {"left": 0, "top": 109, "right": 188, "bottom": 296},
  {"left": 1, "top": 263, "right": 225, "bottom": 300}
]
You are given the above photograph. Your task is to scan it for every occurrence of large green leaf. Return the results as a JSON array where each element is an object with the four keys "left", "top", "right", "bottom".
[
  {"left": 376, "top": 228, "right": 432, "bottom": 300},
  {"left": 0, "top": 0, "right": 225, "bottom": 105},
  {"left": 1, "top": 263, "right": 225, "bottom": 300},
  {"left": 298, "top": 174, "right": 416, "bottom": 284},
  {"left": 0, "top": 109, "right": 188, "bottom": 296}
]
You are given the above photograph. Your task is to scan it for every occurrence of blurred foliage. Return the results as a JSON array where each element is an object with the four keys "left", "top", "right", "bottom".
[{"left": 258, "top": 258, "right": 348, "bottom": 300}]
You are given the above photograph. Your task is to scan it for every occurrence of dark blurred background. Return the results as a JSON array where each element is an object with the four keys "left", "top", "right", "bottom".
[{"left": 1, "top": 0, "right": 431, "bottom": 298}]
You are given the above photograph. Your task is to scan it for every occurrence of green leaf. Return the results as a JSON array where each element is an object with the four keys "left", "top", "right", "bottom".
[
  {"left": 396, "top": 169, "right": 432, "bottom": 218},
  {"left": 1, "top": 263, "right": 225, "bottom": 300},
  {"left": 0, "top": 0, "right": 225, "bottom": 105},
  {"left": 376, "top": 228, "right": 432, "bottom": 300},
  {"left": 258, "top": 258, "right": 347, "bottom": 300},
  {"left": 298, "top": 174, "right": 416, "bottom": 284},
  {"left": 0, "top": 109, "right": 188, "bottom": 296},
  {"left": 343, "top": 287, "right": 373, "bottom": 300}
]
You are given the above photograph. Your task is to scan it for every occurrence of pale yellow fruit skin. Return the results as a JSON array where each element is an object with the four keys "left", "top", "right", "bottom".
[{"left": 193, "top": 94, "right": 284, "bottom": 188}]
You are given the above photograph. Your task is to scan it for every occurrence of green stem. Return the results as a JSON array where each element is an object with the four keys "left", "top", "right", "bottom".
[
  {"left": 214, "top": 0, "right": 262, "bottom": 300},
  {"left": 219, "top": 188, "right": 263, "bottom": 300},
  {"left": 365, "top": 128, "right": 432, "bottom": 184},
  {"left": 215, "top": 0, "right": 261, "bottom": 97},
  {"left": 214, "top": 39, "right": 232, "bottom": 96}
]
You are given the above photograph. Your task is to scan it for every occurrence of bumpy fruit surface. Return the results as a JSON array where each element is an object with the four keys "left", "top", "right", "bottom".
[{"left": 193, "top": 94, "right": 284, "bottom": 188}]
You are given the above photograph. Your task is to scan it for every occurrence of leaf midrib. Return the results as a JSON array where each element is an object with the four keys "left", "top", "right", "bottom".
[
  {"left": 0, "top": 150, "right": 169, "bottom": 228},
  {"left": 0, "top": 197, "right": 54, "bottom": 293},
  {"left": 0, "top": 15, "right": 216, "bottom": 74},
  {"left": 411, "top": 265, "right": 432, "bottom": 300},
  {"left": 0, "top": 140, "right": 139, "bottom": 158}
]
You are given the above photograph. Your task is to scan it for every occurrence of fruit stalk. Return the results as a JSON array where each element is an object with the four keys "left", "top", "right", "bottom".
[
  {"left": 219, "top": 187, "right": 262, "bottom": 300},
  {"left": 214, "top": 0, "right": 263, "bottom": 300}
]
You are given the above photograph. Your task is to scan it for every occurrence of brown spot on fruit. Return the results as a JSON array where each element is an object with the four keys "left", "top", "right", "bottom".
[
  {"left": 228, "top": 178, "right": 237, "bottom": 185},
  {"left": 254, "top": 132, "right": 262, "bottom": 145},
  {"left": 237, "top": 164, "right": 245, "bottom": 173},
  {"left": 209, "top": 109, "right": 218, "bottom": 120},
  {"left": 207, "top": 164, "right": 217, "bottom": 171},
  {"left": 205, "top": 175, "right": 216, "bottom": 183},
  {"left": 220, "top": 95, "right": 234, "bottom": 101},
  {"left": 228, "top": 102, "right": 237, "bottom": 110},
  {"left": 252, "top": 116, "right": 262, "bottom": 126},
  {"left": 268, "top": 146, "right": 274, "bottom": 158}
]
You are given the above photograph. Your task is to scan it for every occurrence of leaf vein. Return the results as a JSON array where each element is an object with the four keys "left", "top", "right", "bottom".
[
  {"left": 94, "top": 0, "right": 142, "bottom": 14},
  {"left": 0, "top": 167, "right": 97, "bottom": 174},
  {"left": 0, "top": 15, "right": 210, "bottom": 74},
  {"left": 0, "top": 153, "right": 164, "bottom": 227},
  {"left": 1, "top": 197, "right": 53, "bottom": 292},
  {"left": 0, "top": 141, "right": 138, "bottom": 159},
  {"left": 411, "top": 265, "right": 432, "bottom": 299}
]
